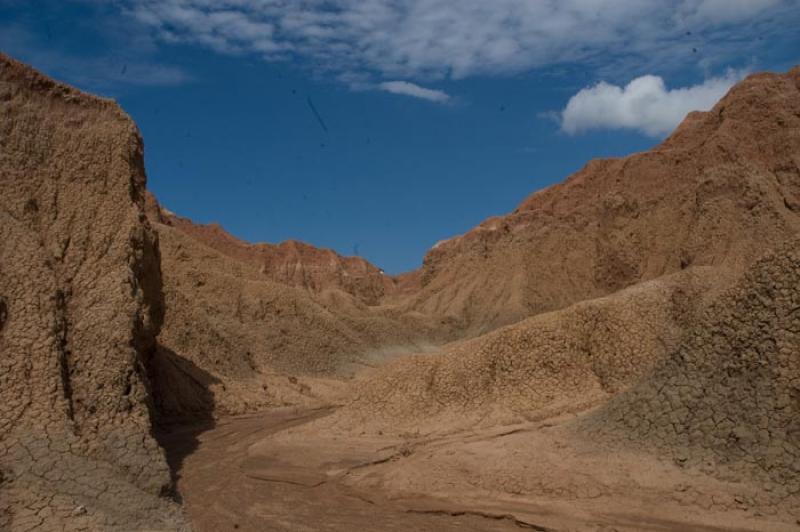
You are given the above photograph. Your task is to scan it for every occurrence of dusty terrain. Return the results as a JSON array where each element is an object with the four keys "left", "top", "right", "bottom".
[
  {"left": 165, "top": 407, "right": 796, "bottom": 532},
  {"left": 2, "top": 52, "right": 800, "bottom": 531},
  {"left": 0, "top": 53, "right": 187, "bottom": 530}
]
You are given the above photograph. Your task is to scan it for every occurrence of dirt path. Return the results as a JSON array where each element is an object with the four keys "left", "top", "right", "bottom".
[
  {"left": 158, "top": 407, "right": 798, "bottom": 532},
  {"left": 157, "top": 407, "right": 543, "bottom": 532}
]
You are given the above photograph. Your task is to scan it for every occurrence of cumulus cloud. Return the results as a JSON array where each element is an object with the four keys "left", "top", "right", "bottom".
[
  {"left": 379, "top": 81, "right": 450, "bottom": 103},
  {"left": 560, "top": 71, "right": 743, "bottom": 137},
  {"left": 120, "top": 0, "right": 797, "bottom": 85}
]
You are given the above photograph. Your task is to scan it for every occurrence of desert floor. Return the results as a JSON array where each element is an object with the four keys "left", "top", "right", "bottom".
[{"left": 158, "top": 403, "right": 798, "bottom": 532}]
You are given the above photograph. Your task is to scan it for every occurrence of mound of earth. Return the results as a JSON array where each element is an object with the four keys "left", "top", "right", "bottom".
[
  {"left": 580, "top": 236, "right": 800, "bottom": 502},
  {"left": 406, "top": 67, "right": 800, "bottom": 336},
  {"left": 147, "top": 196, "right": 445, "bottom": 417},
  {"left": 146, "top": 66, "right": 800, "bottom": 423},
  {"left": 0, "top": 54, "right": 187, "bottom": 530},
  {"left": 332, "top": 267, "right": 726, "bottom": 435}
]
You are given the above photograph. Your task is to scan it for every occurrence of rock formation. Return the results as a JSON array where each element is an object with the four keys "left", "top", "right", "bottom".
[
  {"left": 407, "top": 67, "right": 800, "bottom": 335},
  {"left": 147, "top": 194, "right": 444, "bottom": 416},
  {"left": 581, "top": 237, "right": 800, "bottom": 500},
  {"left": 0, "top": 53, "right": 187, "bottom": 530},
  {"left": 147, "top": 194, "right": 397, "bottom": 306},
  {"left": 332, "top": 267, "right": 722, "bottom": 435},
  {"left": 3, "top": 47, "right": 800, "bottom": 531}
]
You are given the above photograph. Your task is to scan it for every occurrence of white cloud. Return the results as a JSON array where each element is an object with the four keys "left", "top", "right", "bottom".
[
  {"left": 120, "top": 0, "right": 797, "bottom": 85},
  {"left": 560, "top": 71, "right": 743, "bottom": 137},
  {"left": 379, "top": 81, "right": 450, "bottom": 103}
]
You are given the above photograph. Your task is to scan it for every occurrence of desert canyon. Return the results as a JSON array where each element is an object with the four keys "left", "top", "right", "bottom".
[{"left": 1, "top": 52, "right": 800, "bottom": 531}]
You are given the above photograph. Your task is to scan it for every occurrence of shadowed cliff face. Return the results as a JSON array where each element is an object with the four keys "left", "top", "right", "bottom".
[{"left": 0, "top": 53, "right": 188, "bottom": 531}]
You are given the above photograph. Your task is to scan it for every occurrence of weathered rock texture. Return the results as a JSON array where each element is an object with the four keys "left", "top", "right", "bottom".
[
  {"left": 332, "top": 267, "right": 724, "bottom": 435},
  {"left": 4, "top": 48, "right": 800, "bottom": 530},
  {"left": 0, "top": 53, "right": 187, "bottom": 530},
  {"left": 317, "top": 66, "right": 800, "bottom": 437},
  {"left": 145, "top": 66, "right": 800, "bottom": 425},
  {"left": 148, "top": 197, "right": 445, "bottom": 416},
  {"left": 147, "top": 193, "right": 397, "bottom": 306},
  {"left": 407, "top": 67, "right": 800, "bottom": 336},
  {"left": 581, "top": 237, "right": 800, "bottom": 501}
]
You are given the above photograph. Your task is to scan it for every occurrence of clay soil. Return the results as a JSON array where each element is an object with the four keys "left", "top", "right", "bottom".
[
  {"left": 4, "top": 53, "right": 800, "bottom": 532},
  {"left": 159, "top": 403, "right": 798, "bottom": 532}
]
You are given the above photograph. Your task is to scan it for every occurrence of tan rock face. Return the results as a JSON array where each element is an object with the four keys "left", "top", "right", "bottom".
[
  {"left": 148, "top": 194, "right": 396, "bottom": 306},
  {"left": 0, "top": 53, "right": 186, "bottom": 530},
  {"left": 4, "top": 48, "right": 800, "bottom": 530},
  {"left": 411, "top": 67, "right": 800, "bottom": 335},
  {"left": 582, "top": 236, "right": 800, "bottom": 499},
  {"left": 149, "top": 215, "right": 444, "bottom": 416},
  {"left": 331, "top": 267, "right": 724, "bottom": 435}
]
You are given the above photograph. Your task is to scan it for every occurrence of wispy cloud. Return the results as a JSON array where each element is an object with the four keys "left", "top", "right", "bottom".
[
  {"left": 379, "top": 81, "right": 450, "bottom": 103},
  {"left": 560, "top": 70, "right": 743, "bottom": 137},
  {"left": 6, "top": 0, "right": 794, "bottom": 97},
  {"left": 121, "top": 0, "right": 797, "bottom": 85}
]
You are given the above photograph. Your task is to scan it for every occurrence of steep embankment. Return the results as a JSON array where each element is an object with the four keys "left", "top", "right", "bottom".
[
  {"left": 147, "top": 195, "right": 397, "bottom": 305},
  {"left": 581, "top": 236, "right": 800, "bottom": 501},
  {"left": 326, "top": 66, "right": 800, "bottom": 434},
  {"left": 0, "top": 54, "right": 187, "bottom": 530},
  {"left": 407, "top": 67, "right": 800, "bottom": 336},
  {"left": 146, "top": 196, "right": 446, "bottom": 416},
  {"left": 331, "top": 267, "right": 723, "bottom": 435}
]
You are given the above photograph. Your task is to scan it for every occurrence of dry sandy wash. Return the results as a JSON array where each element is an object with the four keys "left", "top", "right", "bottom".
[{"left": 1, "top": 52, "right": 800, "bottom": 531}]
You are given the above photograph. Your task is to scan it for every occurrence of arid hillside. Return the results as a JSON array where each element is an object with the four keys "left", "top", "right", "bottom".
[
  {"left": 146, "top": 195, "right": 398, "bottom": 305},
  {"left": 146, "top": 194, "right": 446, "bottom": 417},
  {"left": 406, "top": 67, "right": 800, "bottom": 336},
  {"left": 333, "top": 266, "right": 724, "bottom": 435},
  {"left": 144, "top": 66, "right": 800, "bottom": 423},
  {"left": 0, "top": 53, "right": 187, "bottom": 531},
  {"left": 3, "top": 50, "right": 800, "bottom": 532},
  {"left": 581, "top": 235, "right": 800, "bottom": 499}
]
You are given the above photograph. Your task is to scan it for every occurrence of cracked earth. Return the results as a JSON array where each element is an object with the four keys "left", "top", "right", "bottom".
[{"left": 158, "top": 406, "right": 799, "bottom": 532}]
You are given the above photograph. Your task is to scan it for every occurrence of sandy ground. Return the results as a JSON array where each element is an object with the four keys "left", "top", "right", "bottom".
[
  {"left": 157, "top": 408, "right": 529, "bottom": 531},
  {"left": 158, "top": 407, "right": 800, "bottom": 532}
]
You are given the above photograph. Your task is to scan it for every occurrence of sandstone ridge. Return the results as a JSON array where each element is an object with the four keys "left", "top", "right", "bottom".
[{"left": 0, "top": 52, "right": 188, "bottom": 531}]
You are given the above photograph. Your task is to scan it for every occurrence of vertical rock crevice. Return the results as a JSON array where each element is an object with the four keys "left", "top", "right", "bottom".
[{"left": 0, "top": 52, "right": 188, "bottom": 530}]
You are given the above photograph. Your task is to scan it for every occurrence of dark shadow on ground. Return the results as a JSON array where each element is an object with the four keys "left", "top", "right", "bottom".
[{"left": 149, "top": 343, "right": 219, "bottom": 503}]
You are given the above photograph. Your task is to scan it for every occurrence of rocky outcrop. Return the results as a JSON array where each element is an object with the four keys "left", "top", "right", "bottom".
[
  {"left": 4, "top": 48, "right": 800, "bottom": 529},
  {"left": 147, "top": 193, "right": 396, "bottom": 306},
  {"left": 332, "top": 267, "right": 723, "bottom": 435},
  {"left": 0, "top": 54, "right": 187, "bottom": 530},
  {"left": 323, "top": 65, "right": 800, "bottom": 437},
  {"left": 581, "top": 237, "right": 800, "bottom": 501},
  {"left": 410, "top": 67, "right": 800, "bottom": 335},
  {"left": 149, "top": 215, "right": 443, "bottom": 416}
]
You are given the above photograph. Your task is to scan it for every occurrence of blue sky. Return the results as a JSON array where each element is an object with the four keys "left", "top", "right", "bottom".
[{"left": 2, "top": 1, "right": 799, "bottom": 273}]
